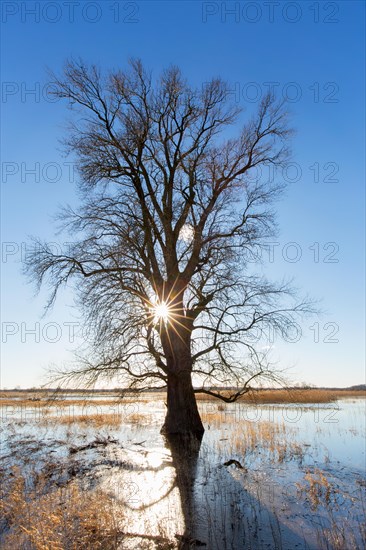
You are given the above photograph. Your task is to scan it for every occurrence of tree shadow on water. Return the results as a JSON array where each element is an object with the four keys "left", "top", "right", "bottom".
[
  {"left": 110, "top": 432, "right": 319, "bottom": 549},
  {"left": 164, "top": 433, "right": 319, "bottom": 550},
  {"left": 163, "top": 433, "right": 204, "bottom": 549}
]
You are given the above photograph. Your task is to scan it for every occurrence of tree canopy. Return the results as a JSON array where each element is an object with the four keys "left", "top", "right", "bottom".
[{"left": 27, "top": 59, "right": 312, "bottom": 408}]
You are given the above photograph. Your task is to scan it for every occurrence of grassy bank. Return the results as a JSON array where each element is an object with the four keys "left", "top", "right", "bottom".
[{"left": 0, "top": 388, "right": 365, "bottom": 408}]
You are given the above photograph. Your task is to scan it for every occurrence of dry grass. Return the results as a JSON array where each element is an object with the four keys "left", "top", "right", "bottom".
[
  {"left": 300, "top": 469, "right": 333, "bottom": 509},
  {"left": 295, "top": 468, "right": 345, "bottom": 514},
  {"left": 317, "top": 518, "right": 366, "bottom": 550},
  {"left": 229, "top": 420, "right": 305, "bottom": 463},
  {"left": 1, "top": 389, "right": 365, "bottom": 408},
  {"left": 296, "top": 469, "right": 366, "bottom": 549},
  {"left": 0, "top": 467, "right": 123, "bottom": 549},
  {"left": 244, "top": 389, "right": 339, "bottom": 403},
  {"left": 199, "top": 409, "right": 306, "bottom": 464},
  {"left": 126, "top": 412, "right": 153, "bottom": 424},
  {"left": 41, "top": 412, "right": 123, "bottom": 428},
  {"left": 196, "top": 388, "right": 366, "bottom": 403}
]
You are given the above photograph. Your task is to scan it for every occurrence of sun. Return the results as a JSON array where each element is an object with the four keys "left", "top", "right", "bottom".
[{"left": 152, "top": 300, "right": 170, "bottom": 324}]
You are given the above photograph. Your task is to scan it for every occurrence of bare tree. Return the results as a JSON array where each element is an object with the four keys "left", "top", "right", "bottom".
[{"left": 27, "top": 59, "right": 312, "bottom": 436}]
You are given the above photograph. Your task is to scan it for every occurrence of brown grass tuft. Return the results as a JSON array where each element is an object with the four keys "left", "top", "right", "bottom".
[
  {"left": 296, "top": 468, "right": 335, "bottom": 510},
  {"left": 0, "top": 467, "right": 123, "bottom": 549},
  {"left": 41, "top": 412, "right": 122, "bottom": 428}
]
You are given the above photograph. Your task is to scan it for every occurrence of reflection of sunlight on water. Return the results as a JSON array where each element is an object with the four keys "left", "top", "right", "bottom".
[
  {"left": 146, "top": 450, "right": 164, "bottom": 469},
  {"left": 99, "top": 444, "right": 185, "bottom": 540}
]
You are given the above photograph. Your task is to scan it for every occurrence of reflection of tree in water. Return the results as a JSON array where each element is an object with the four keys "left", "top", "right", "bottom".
[
  {"left": 109, "top": 434, "right": 203, "bottom": 547},
  {"left": 164, "top": 433, "right": 204, "bottom": 548}
]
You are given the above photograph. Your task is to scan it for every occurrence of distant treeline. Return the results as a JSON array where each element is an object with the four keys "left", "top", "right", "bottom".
[{"left": 1, "top": 385, "right": 365, "bottom": 393}]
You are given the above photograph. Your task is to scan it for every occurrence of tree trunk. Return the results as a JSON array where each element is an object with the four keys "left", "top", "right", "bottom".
[
  {"left": 159, "top": 298, "right": 204, "bottom": 436},
  {"left": 161, "top": 370, "right": 204, "bottom": 436}
]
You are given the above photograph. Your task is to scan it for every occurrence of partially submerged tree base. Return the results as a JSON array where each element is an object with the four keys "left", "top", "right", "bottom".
[{"left": 161, "top": 372, "right": 205, "bottom": 436}]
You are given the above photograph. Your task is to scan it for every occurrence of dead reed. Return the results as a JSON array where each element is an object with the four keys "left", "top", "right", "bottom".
[
  {"left": 0, "top": 467, "right": 123, "bottom": 549},
  {"left": 1, "top": 389, "right": 365, "bottom": 409},
  {"left": 40, "top": 412, "right": 123, "bottom": 428},
  {"left": 196, "top": 388, "right": 366, "bottom": 403}
]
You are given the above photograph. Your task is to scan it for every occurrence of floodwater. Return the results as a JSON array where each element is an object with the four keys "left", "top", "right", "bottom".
[{"left": 1, "top": 397, "right": 365, "bottom": 549}]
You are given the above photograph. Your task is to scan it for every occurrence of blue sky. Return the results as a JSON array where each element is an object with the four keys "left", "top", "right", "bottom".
[{"left": 1, "top": 0, "right": 365, "bottom": 388}]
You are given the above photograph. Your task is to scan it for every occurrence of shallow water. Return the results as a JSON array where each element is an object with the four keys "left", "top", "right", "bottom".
[{"left": 1, "top": 397, "right": 365, "bottom": 549}]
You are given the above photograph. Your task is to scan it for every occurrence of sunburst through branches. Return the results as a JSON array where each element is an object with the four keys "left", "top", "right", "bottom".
[
  {"left": 147, "top": 292, "right": 191, "bottom": 345},
  {"left": 152, "top": 300, "right": 171, "bottom": 325}
]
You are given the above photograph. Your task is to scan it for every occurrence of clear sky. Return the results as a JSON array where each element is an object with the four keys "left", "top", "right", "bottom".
[{"left": 1, "top": 0, "right": 365, "bottom": 388}]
